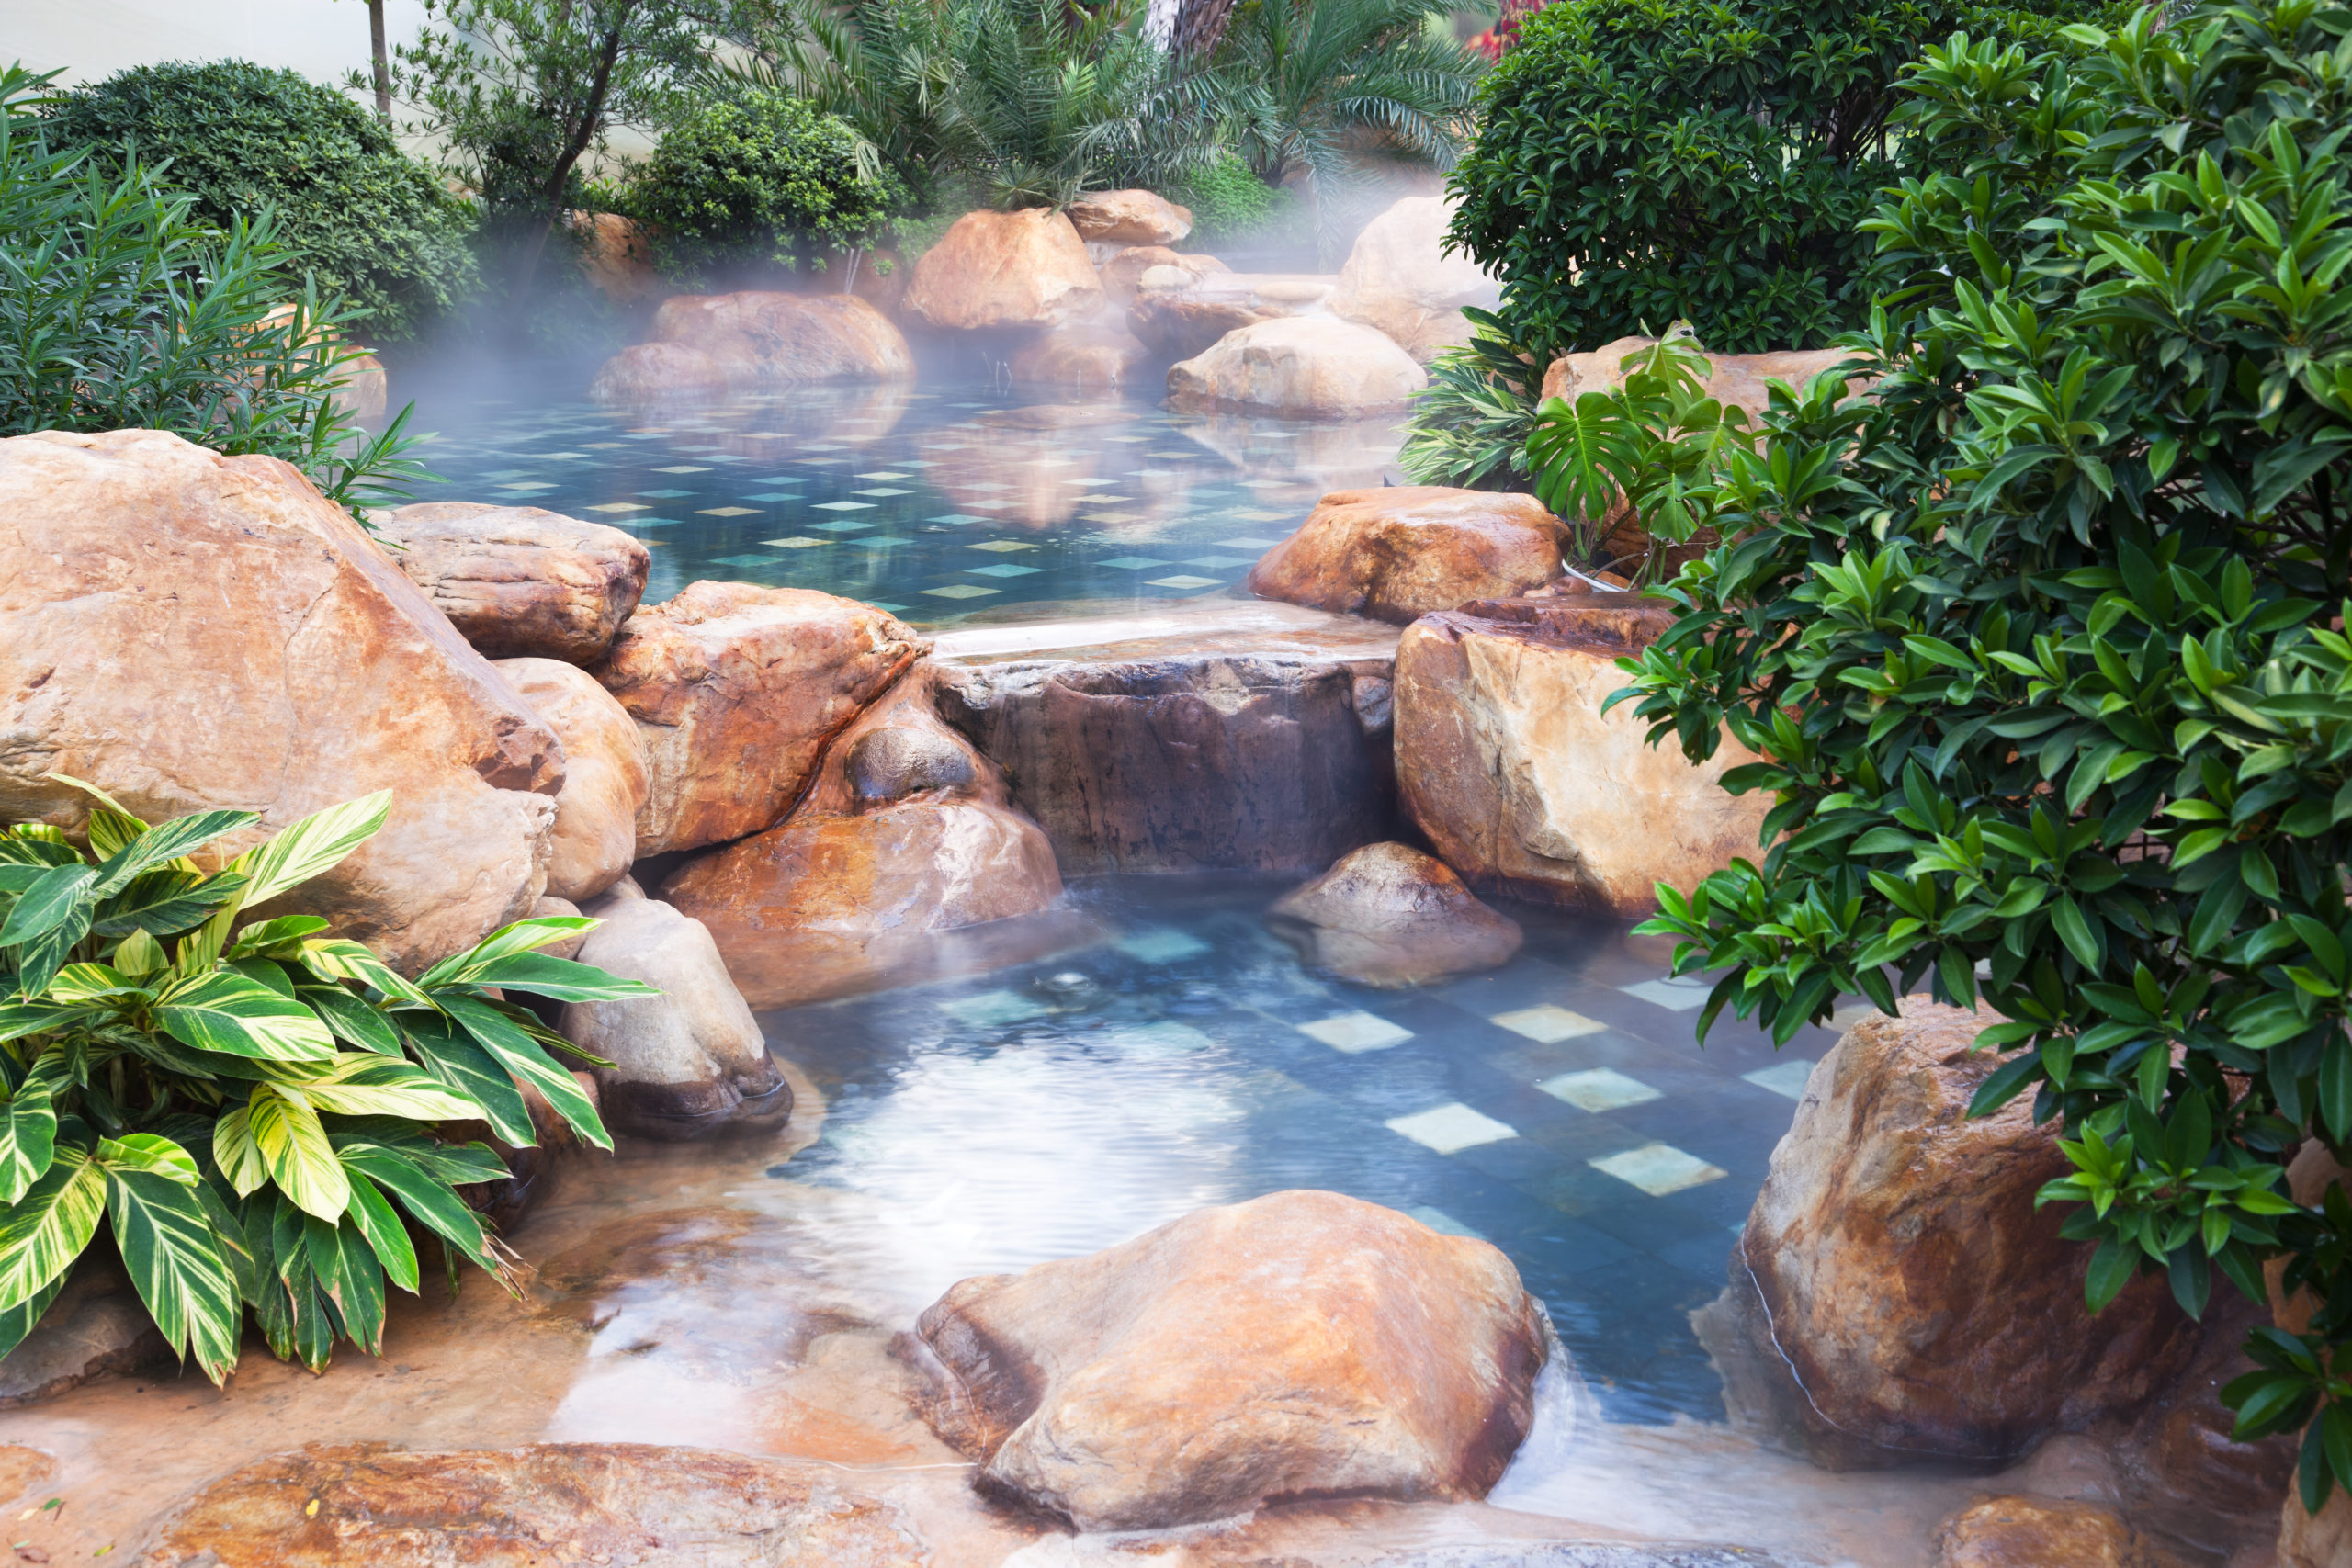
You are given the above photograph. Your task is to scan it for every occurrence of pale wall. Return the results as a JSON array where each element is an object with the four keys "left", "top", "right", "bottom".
[{"left": 7, "top": 0, "right": 433, "bottom": 91}]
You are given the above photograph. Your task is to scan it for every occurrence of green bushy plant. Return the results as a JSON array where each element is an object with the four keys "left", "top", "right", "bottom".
[
  {"left": 1171, "top": 149, "right": 1296, "bottom": 246},
  {"left": 1584, "top": 0, "right": 2352, "bottom": 1510},
  {"left": 625, "top": 87, "right": 901, "bottom": 282},
  {"left": 48, "top": 61, "right": 479, "bottom": 344},
  {"left": 1445, "top": 0, "right": 2098, "bottom": 368},
  {"left": 0, "top": 65, "right": 424, "bottom": 517},
  {"left": 0, "top": 780, "right": 655, "bottom": 1377},
  {"left": 1396, "top": 306, "right": 1546, "bottom": 491}
]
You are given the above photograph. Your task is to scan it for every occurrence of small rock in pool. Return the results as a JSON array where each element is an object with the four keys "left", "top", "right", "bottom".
[{"left": 1269, "top": 841, "right": 1522, "bottom": 987}]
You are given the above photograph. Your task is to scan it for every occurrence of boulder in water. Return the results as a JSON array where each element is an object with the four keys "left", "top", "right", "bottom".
[
  {"left": 0, "top": 429, "right": 560, "bottom": 973},
  {"left": 1007, "top": 311, "right": 1155, "bottom": 391},
  {"left": 1248, "top": 485, "right": 1566, "bottom": 623},
  {"left": 560, "top": 892, "right": 786, "bottom": 1137},
  {"left": 590, "top": 292, "right": 914, "bottom": 403},
  {"left": 1099, "top": 244, "right": 1227, "bottom": 304},
  {"left": 1066, "top": 188, "right": 1193, "bottom": 246},
  {"left": 1125, "top": 270, "right": 1332, "bottom": 358},
  {"left": 1934, "top": 1496, "right": 2151, "bottom": 1568},
  {"left": 904, "top": 209, "right": 1104, "bottom": 332},
  {"left": 591, "top": 582, "right": 927, "bottom": 856},
  {"left": 1166, "top": 317, "right": 1428, "bottom": 419},
  {"left": 1329, "top": 195, "right": 1503, "bottom": 362},
  {"left": 911, "top": 1190, "right": 1550, "bottom": 1531},
  {"left": 1270, "top": 842, "right": 1521, "bottom": 987},
  {"left": 377, "top": 502, "right": 650, "bottom": 664},
  {"left": 491, "top": 658, "right": 650, "bottom": 903}
]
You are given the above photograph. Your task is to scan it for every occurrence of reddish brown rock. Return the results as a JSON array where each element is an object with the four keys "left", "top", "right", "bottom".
[
  {"left": 0, "top": 430, "right": 560, "bottom": 972},
  {"left": 140, "top": 1443, "right": 927, "bottom": 1566},
  {"left": 904, "top": 209, "right": 1103, "bottom": 331},
  {"left": 1936, "top": 1496, "right": 2150, "bottom": 1568},
  {"left": 1066, "top": 189, "right": 1193, "bottom": 246},
  {"left": 1166, "top": 317, "right": 1428, "bottom": 419},
  {"left": 1099, "top": 245, "right": 1227, "bottom": 304},
  {"left": 1249, "top": 486, "right": 1566, "bottom": 623},
  {"left": 1008, "top": 311, "right": 1155, "bottom": 391},
  {"left": 663, "top": 671, "right": 1071, "bottom": 1010},
  {"left": 591, "top": 293, "right": 913, "bottom": 403},
  {"left": 378, "top": 502, "right": 650, "bottom": 663},
  {"left": 1712, "top": 998, "right": 2199, "bottom": 1468},
  {"left": 1394, "top": 596, "right": 1767, "bottom": 916},
  {"left": 1125, "top": 271, "right": 1331, "bottom": 358},
  {"left": 591, "top": 583, "right": 928, "bottom": 856},
  {"left": 912, "top": 1190, "right": 1549, "bottom": 1531},
  {"left": 1270, "top": 842, "right": 1521, "bottom": 987},
  {"left": 560, "top": 893, "right": 786, "bottom": 1137},
  {"left": 491, "top": 658, "right": 650, "bottom": 902},
  {"left": 1329, "top": 195, "right": 1501, "bottom": 362},
  {"left": 570, "top": 209, "right": 661, "bottom": 305}
]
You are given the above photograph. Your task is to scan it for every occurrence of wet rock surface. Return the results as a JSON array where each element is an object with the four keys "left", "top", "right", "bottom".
[
  {"left": 934, "top": 644, "right": 1396, "bottom": 874},
  {"left": 1249, "top": 486, "right": 1566, "bottom": 623},
  {"left": 1007, "top": 310, "right": 1156, "bottom": 390},
  {"left": 0, "top": 429, "right": 560, "bottom": 972},
  {"left": 1270, "top": 841, "right": 1521, "bottom": 987},
  {"left": 591, "top": 582, "right": 927, "bottom": 856},
  {"left": 911, "top": 1190, "right": 1551, "bottom": 1532},
  {"left": 1934, "top": 1495, "right": 2151, "bottom": 1568},
  {"left": 378, "top": 502, "right": 650, "bottom": 665},
  {"left": 140, "top": 1443, "right": 931, "bottom": 1566},
  {"left": 492, "top": 657, "right": 650, "bottom": 902},
  {"left": 560, "top": 893, "right": 786, "bottom": 1137},
  {"left": 905, "top": 209, "right": 1104, "bottom": 331},
  {"left": 1394, "top": 596, "right": 1768, "bottom": 916},
  {"left": 1167, "top": 316, "right": 1429, "bottom": 419},
  {"left": 1705, "top": 998, "right": 2199, "bottom": 1469},
  {"left": 591, "top": 291, "right": 914, "bottom": 403},
  {"left": 1329, "top": 195, "right": 1502, "bottom": 362},
  {"left": 0, "top": 1262, "right": 164, "bottom": 1409}
]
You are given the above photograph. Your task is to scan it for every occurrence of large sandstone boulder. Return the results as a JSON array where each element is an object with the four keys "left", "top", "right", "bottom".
[
  {"left": 1269, "top": 841, "right": 1521, "bottom": 987},
  {"left": 1066, "top": 188, "right": 1193, "bottom": 246},
  {"left": 590, "top": 292, "right": 914, "bottom": 403},
  {"left": 1248, "top": 486, "right": 1566, "bottom": 623},
  {"left": 560, "top": 893, "right": 786, "bottom": 1137},
  {"left": 912, "top": 1190, "right": 1550, "bottom": 1531},
  {"left": 1935, "top": 1497, "right": 2152, "bottom": 1568},
  {"left": 1099, "top": 244, "right": 1227, "bottom": 304},
  {"left": 569, "top": 209, "right": 661, "bottom": 305},
  {"left": 935, "top": 645, "right": 1396, "bottom": 874},
  {"left": 491, "top": 659, "right": 650, "bottom": 902},
  {"left": 141, "top": 1444, "right": 927, "bottom": 1567},
  {"left": 1329, "top": 195, "right": 1501, "bottom": 362},
  {"left": 662, "top": 672, "right": 1072, "bottom": 1010},
  {"left": 378, "top": 502, "right": 650, "bottom": 664},
  {"left": 1167, "top": 317, "right": 1428, "bottom": 419},
  {"left": 1394, "top": 594, "right": 1769, "bottom": 915},
  {"left": 904, "top": 209, "right": 1103, "bottom": 332},
  {"left": 1706, "top": 998, "right": 2199, "bottom": 1468},
  {"left": 591, "top": 583, "right": 928, "bottom": 856},
  {"left": 1125, "top": 271, "right": 1334, "bottom": 358},
  {"left": 1007, "top": 310, "right": 1155, "bottom": 391},
  {"left": 0, "top": 430, "right": 560, "bottom": 971}
]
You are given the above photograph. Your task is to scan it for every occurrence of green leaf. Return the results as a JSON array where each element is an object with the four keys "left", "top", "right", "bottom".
[
  {"left": 244, "top": 1086, "right": 350, "bottom": 1222},
  {"left": 153, "top": 970, "right": 335, "bottom": 1061},
  {"left": 260, "top": 1055, "right": 480, "bottom": 1122},
  {"left": 441, "top": 994, "right": 612, "bottom": 1150},
  {"left": 104, "top": 1161, "right": 241, "bottom": 1381},
  {"left": 399, "top": 1013, "right": 534, "bottom": 1145},
  {"left": 2086, "top": 1235, "right": 2139, "bottom": 1311},
  {"left": 212, "top": 1105, "right": 271, "bottom": 1198},
  {"left": 295, "top": 986, "right": 402, "bottom": 1056},
  {"left": 342, "top": 1169, "right": 420, "bottom": 1294},
  {"left": 0, "top": 1145, "right": 106, "bottom": 1311},
  {"left": 433, "top": 951, "right": 657, "bottom": 1004},
  {"left": 0, "top": 1057, "right": 63, "bottom": 1205},
  {"left": 0, "top": 864, "right": 97, "bottom": 949},
  {"left": 232, "top": 792, "right": 391, "bottom": 908},
  {"left": 334, "top": 1143, "right": 496, "bottom": 1273},
  {"left": 90, "top": 809, "right": 255, "bottom": 897}
]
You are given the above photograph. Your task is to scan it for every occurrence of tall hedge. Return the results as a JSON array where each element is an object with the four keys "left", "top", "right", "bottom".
[
  {"left": 50, "top": 62, "right": 480, "bottom": 344},
  {"left": 1445, "top": 0, "right": 2098, "bottom": 363}
]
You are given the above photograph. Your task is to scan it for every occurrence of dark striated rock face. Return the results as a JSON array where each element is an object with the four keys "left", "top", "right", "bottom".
[
  {"left": 1698, "top": 998, "right": 2200, "bottom": 1471},
  {"left": 140, "top": 1443, "right": 930, "bottom": 1566},
  {"left": 910, "top": 1190, "right": 1551, "bottom": 1532},
  {"left": 933, "top": 649, "right": 1396, "bottom": 874}
]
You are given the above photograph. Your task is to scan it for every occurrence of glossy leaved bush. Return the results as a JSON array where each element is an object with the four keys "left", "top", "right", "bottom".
[
  {"left": 0, "top": 65, "right": 426, "bottom": 517},
  {"left": 1601, "top": 0, "right": 2352, "bottom": 1507},
  {"left": 624, "top": 87, "right": 902, "bottom": 284},
  {"left": 0, "top": 782, "right": 655, "bottom": 1379},
  {"left": 1444, "top": 0, "right": 2103, "bottom": 368},
  {"left": 47, "top": 61, "right": 481, "bottom": 344}
]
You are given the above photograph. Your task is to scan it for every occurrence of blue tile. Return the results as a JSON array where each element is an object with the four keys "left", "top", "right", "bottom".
[{"left": 967, "top": 563, "right": 1043, "bottom": 578}]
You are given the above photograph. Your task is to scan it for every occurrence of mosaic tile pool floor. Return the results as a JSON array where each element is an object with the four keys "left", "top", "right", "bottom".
[
  {"left": 760, "top": 874, "right": 1847, "bottom": 1427},
  {"left": 399, "top": 378, "right": 1406, "bottom": 615}
]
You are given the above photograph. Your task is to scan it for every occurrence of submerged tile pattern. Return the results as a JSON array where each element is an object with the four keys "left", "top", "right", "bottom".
[
  {"left": 765, "top": 876, "right": 1838, "bottom": 1427},
  {"left": 399, "top": 380, "right": 1407, "bottom": 615}
]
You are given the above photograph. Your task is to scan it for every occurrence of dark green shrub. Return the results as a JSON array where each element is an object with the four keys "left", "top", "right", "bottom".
[
  {"left": 1445, "top": 0, "right": 2098, "bottom": 366},
  {"left": 1594, "top": 0, "right": 2352, "bottom": 1509},
  {"left": 1172, "top": 150, "right": 1297, "bottom": 247},
  {"left": 50, "top": 61, "right": 479, "bottom": 344},
  {"left": 0, "top": 65, "right": 424, "bottom": 516},
  {"left": 626, "top": 87, "right": 901, "bottom": 281}
]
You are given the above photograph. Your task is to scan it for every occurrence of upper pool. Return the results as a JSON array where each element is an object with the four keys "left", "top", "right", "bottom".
[{"left": 397, "top": 378, "right": 1407, "bottom": 617}]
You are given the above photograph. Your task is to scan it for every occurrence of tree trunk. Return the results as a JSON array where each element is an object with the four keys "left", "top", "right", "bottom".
[
  {"left": 516, "top": 16, "right": 627, "bottom": 295},
  {"left": 1173, "top": 0, "right": 1238, "bottom": 58},
  {"left": 368, "top": 0, "right": 391, "bottom": 119}
]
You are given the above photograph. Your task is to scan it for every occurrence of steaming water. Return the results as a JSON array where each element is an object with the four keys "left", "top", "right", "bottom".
[{"left": 396, "top": 378, "right": 1407, "bottom": 618}]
